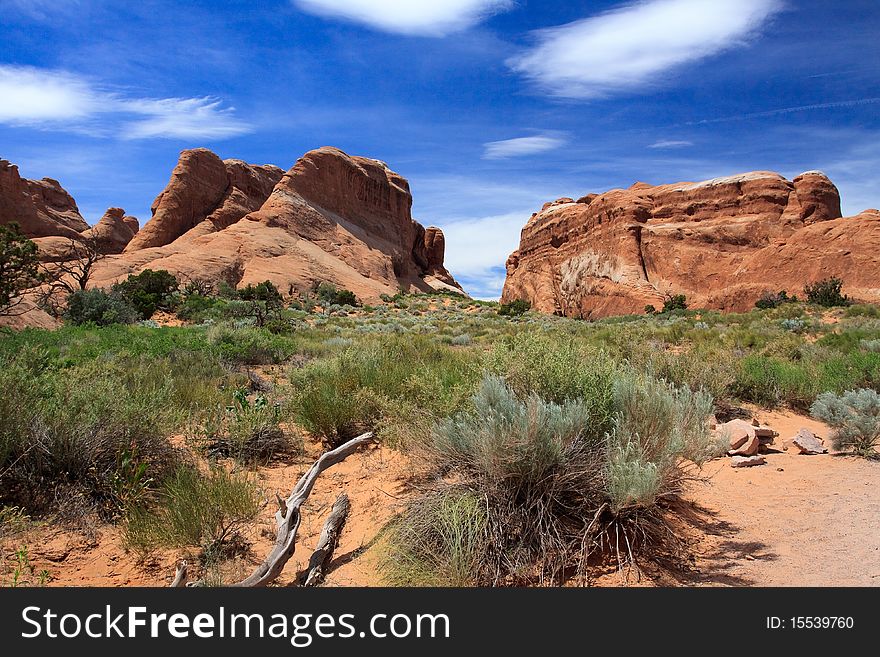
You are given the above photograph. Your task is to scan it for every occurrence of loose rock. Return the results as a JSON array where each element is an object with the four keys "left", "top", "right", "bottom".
[
  {"left": 731, "top": 455, "right": 766, "bottom": 468},
  {"left": 790, "top": 428, "right": 828, "bottom": 455}
]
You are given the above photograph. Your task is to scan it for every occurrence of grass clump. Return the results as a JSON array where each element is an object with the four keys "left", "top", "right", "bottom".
[
  {"left": 811, "top": 389, "right": 880, "bottom": 458},
  {"left": 0, "top": 357, "right": 180, "bottom": 518},
  {"left": 124, "top": 465, "right": 261, "bottom": 557},
  {"left": 290, "top": 335, "right": 479, "bottom": 447}
]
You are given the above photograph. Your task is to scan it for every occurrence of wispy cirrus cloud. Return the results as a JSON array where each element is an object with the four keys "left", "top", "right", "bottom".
[
  {"left": 4, "top": 0, "right": 83, "bottom": 20},
  {"left": 0, "top": 65, "right": 251, "bottom": 140},
  {"left": 483, "top": 134, "right": 567, "bottom": 160},
  {"left": 648, "top": 139, "right": 693, "bottom": 149},
  {"left": 509, "top": 0, "right": 784, "bottom": 98},
  {"left": 291, "top": 0, "right": 512, "bottom": 36},
  {"left": 687, "top": 97, "right": 880, "bottom": 126}
]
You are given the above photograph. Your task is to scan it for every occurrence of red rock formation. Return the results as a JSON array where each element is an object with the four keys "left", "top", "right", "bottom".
[
  {"left": 124, "top": 148, "right": 284, "bottom": 251},
  {"left": 81, "top": 207, "right": 139, "bottom": 254},
  {"left": 91, "top": 147, "right": 461, "bottom": 300},
  {"left": 502, "top": 171, "right": 879, "bottom": 318},
  {"left": 0, "top": 159, "right": 88, "bottom": 238}
]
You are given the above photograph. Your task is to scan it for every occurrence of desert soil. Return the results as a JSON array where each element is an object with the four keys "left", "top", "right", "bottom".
[
  {"left": 679, "top": 409, "right": 880, "bottom": 586},
  {"left": 4, "top": 410, "right": 878, "bottom": 587}
]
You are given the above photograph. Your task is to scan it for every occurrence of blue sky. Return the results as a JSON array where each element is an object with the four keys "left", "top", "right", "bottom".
[{"left": 1, "top": 0, "right": 878, "bottom": 298}]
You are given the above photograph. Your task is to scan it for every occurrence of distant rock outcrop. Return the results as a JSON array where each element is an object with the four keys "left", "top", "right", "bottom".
[
  {"left": 502, "top": 170, "right": 880, "bottom": 318},
  {"left": 82, "top": 208, "right": 140, "bottom": 254},
  {"left": 90, "top": 147, "right": 462, "bottom": 299},
  {"left": 124, "top": 148, "right": 284, "bottom": 251},
  {"left": 0, "top": 159, "right": 89, "bottom": 238}
]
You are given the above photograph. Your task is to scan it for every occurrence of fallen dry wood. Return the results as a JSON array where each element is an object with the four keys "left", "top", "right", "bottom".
[
  {"left": 170, "top": 432, "right": 373, "bottom": 587},
  {"left": 301, "top": 493, "right": 350, "bottom": 587}
]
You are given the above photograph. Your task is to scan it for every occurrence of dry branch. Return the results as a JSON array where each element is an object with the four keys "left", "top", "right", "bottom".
[
  {"left": 169, "top": 432, "right": 373, "bottom": 588},
  {"left": 301, "top": 493, "right": 350, "bottom": 587},
  {"left": 170, "top": 561, "right": 188, "bottom": 588}
]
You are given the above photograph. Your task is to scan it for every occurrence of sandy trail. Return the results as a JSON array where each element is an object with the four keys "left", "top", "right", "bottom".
[{"left": 679, "top": 409, "right": 880, "bottom": 586}]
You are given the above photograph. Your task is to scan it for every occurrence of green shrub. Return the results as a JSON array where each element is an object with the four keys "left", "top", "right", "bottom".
[
  {"left": 489, "top": 333, "right": 616, "bottom": 438},
  {"left": 606, "top": 375, "right": 716, "bottom": 511},
  {"left": 113, "top": 269, "right": 179, "bottom": 319},
  {"left": 845, "top": 304, "right": 880, "bottom": 318},
  {"left": 0, "top": 222, "right": 42, "bottom": 316},
  {"left": 237, "top": 280, "right": 282, "bottom": 304},
  {"left": 314, "top": 282, "right": 359, "bottom": 308},
  {"left": 291, "top": 336, "right": 479, "bottom": 447},
  {"left": 124, "top": 465, "right": 261, "bottom": 555},
  {"left": 498, "top": 299, "right": 531, "bottom": 316},
  {"left": 755, "top": 290, "right": 797, "bottom": 309},
  {"left": 805, "top": 277, "right": 850, "bottom": 307},
  {"left": 662, "top": 293, "right": 688, "bottom": 313},
  {"left": 733, "top": 355, "right": 815, "bottom": 408},
  {"left": 644, "top": 304, "right": 657, "bottom": 315},
  {"left": 0, "top": 358, "right": 179, "bottom": 517},
  {"left": 176, "top": 293, "right": 224, "bottom": 323},
  {"left": 811, "top": 389, "right": 880, "bottom": 458},
  {"left": 64, "top": 289, "right": 139, "bottom": 326},
  {"left": 193, "top": 390, "right": 296, "bottom": 463},
  {"left": 205, "top": 323, "right": 298, "bottom": 364}
]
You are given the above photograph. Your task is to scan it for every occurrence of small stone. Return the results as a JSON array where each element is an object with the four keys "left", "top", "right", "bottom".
[
  {"left": 721, "top": 419, "right": 758, "bottom": 453},
  {"left": 728, "top": 433, "right": 760, "bottom": 457},
  {"left": 791, "top": 428, "right": 828, "bottom": 455},
  {"left": 731, "top": 455, "right": 766, "bottom": 468}
]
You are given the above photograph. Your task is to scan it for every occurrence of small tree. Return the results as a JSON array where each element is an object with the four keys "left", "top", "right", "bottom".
[
  {"left": 644, "top": 304, "right": 657, "bottom": 315},
  {"left": 37, "top": 236, "right": 105, "bottom": 317},
  {"left": 805, "top": 277, "right": 850, "bottom": 307},
  {"left": 0, "top": 223, "right": 42, "bottom": 316},
  {"left": 314, "top": 282, "right": 359, "bottom": 309},
  {"left": 113, "top": 269, "right": 179, "bottom": 319},
  {"left": 662, "top": 293, "right": 688, "bottom": 313},
  {"left": 498, "top": 299, "right": 531, "bottom": 317}
]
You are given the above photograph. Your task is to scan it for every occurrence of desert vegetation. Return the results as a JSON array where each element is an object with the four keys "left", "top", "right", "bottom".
[{"left": 2, "top": 271, "right": 880, "bottom": 586}]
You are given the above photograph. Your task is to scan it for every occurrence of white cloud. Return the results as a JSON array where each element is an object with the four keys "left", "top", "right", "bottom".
[
  {"left": 0, "top": 66, "right": 98, "bottom": 122},
  {"left": 119, "top": 98, "right": 251, "bottom": 139},
  {"left": 439, "top": 211, "right": 527, "bottom": 299},
  {"left": 648, "top": 139, "right": 693, "bottom": 149},
  {"left": 0, "top": 65, "right": 251, "bottom": 140},
  {"left": 483, "top": 134, "right": 567, "bottom": 160},
  {"left": 292, "top": 0, "right": 512, "bottom": 35},
  {"left": 509, "top": 0, "right": 783, "bottom": 98}
]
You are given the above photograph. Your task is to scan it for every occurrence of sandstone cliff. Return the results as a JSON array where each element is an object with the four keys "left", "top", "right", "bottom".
[
  {"left": 90, "top": 147, "right": 461, "bottom": 299},
  {"left": 502, "top": 171, "right": 879, "bottom": 318},
  {"left": 0, "top": 159, "right": 89, "bottom": 239}
]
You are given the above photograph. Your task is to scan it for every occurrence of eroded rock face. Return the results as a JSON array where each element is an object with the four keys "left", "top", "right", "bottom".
[
  {"left": 92, "top": 147, "right": 462, "bottom": 300},
  {"left": 124, "top": 149, "right": 284, "bottom": 251},
  {"left": 0, "top": 159, "right": 88, "bottom": 238},
  {"left": 502, "top": 171, "right": 879, "bottom": 318},
  {"left": 81, "top": 208, "right": 139, "bottom": 254}
]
